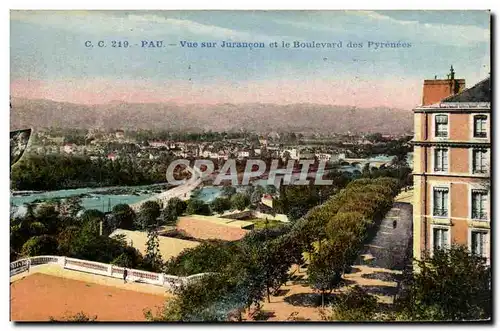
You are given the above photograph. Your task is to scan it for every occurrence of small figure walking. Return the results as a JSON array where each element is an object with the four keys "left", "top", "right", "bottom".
[
  {"left": 393, "top": 220, "right": 397, "bottom": 229},
  {"left": 123, "top": 268, "right": 128, "bottom": 284}
]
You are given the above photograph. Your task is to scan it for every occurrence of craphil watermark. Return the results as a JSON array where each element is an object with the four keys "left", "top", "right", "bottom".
[{"left": 165, "top": 159, "right": 333, "bottom": 186}]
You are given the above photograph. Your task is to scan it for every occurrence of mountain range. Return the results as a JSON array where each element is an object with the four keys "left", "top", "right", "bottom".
[{"left": 10, "top": 98, "right": 413, "bottom": 134}]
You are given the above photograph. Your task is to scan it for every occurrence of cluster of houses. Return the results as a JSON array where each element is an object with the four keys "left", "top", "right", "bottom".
[{"left": 27, "top": 129, "right": 408, "bottom": 167}]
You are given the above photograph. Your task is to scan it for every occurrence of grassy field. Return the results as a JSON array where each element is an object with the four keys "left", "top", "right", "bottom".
[{"left": 249, "top": 218, "right": 286, "bottom": 229}]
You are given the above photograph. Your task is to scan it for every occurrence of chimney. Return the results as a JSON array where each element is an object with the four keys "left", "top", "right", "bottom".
[{"left": 422, "top": 66, "right": 466, "bottom": 105}]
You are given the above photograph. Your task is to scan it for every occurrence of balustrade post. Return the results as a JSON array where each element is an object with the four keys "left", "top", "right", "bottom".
[
  {"left": 159, "top": 273, "right": 165, "bottom": 286},
  {"left": 59, "top": 256, "right": 66, "bottom": 268},
  {"left": 108, "top": 265, "right": 113, "bottom": 276}
]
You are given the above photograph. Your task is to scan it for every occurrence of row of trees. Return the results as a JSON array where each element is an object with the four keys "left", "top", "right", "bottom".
[
  {"left": 149, "top": 177, "right": 400, "bottom": 321},
  {"left": 11, "top": 154, "right": 174, "bottom": 190},
  {"left": 302, "top": 178, "right": 399, "bottom": 306},
  {"left": 273, "top": 171, "right": 352, "bottom": 222}
]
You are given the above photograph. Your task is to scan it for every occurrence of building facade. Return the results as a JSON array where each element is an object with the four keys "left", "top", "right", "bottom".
[{"left": 412, "top": 69, "right": 491, "bottom": 263}]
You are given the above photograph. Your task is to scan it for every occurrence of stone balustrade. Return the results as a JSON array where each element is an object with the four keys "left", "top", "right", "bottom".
[{"left": 10, "top": 255, "right": 210, "bottom": 291}]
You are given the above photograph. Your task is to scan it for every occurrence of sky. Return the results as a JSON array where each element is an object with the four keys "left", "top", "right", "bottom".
[{"left": 10, "top": 10, "right": 490, "bottom": 109}]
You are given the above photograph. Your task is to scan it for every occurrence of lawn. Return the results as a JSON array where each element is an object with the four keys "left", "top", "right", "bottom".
[{"left": 249, "top": 218, "right": 286, "bottom": 229}]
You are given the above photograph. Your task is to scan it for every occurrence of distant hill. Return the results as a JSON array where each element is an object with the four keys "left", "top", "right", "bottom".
[{"left": 10, "top": 98, "right": 413, "bottom": 134}]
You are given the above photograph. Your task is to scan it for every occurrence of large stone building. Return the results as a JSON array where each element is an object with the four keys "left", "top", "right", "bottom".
[{"left": 412, "top": 67, "right": 491, "bottom": 263}]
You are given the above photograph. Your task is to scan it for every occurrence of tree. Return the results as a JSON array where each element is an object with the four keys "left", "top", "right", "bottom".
[
  {"left": 322, "top": 286, "right": 378, "bottom": 321},
  {"left": 230, "top": 193, "right": 250, "bottom": 211},
  {"left": 145, "top": 273, "right": 242, "bottom": 322},
  {"left": 111, "top": 246, "right": 143, "bottom": 269},
  {"left": 161, "top": 198, "right": 187, "bottom": 227},
  {"left": 166, "top": 197, "right": 187, "bottom": 216},
  {"left": 80, "top": 209, "right": 106, "bottom": 235},
  {"left": 21, "top": 235, "right": 59, "bottom": 257},
  {"left": 56, "top": 225, "right": 80, "bottom": 256},
  {"left": 265, "top": 185, "right": 277, "bottom": 195},
  {"left": 143, "top": 227, "right": 163, "bottom": 272},
  {"left": 110, "top": 204, "right": 136, "bottom": 230},
  {"left": 161, "top": 207, "right": 178, "bottom": 227},
  {"left": 307, "top": 242, "right": 344, "bottom": 307},
  {"left": 210, "top": 197, "right": 231, "bottom": 215},
  {"left": 250, "top": 190, "right": 262, "bottom": 206},
  {"left": 245, "top": 185, "right": 255, "bottom": 197},
  {"left": 165, "top": 240, "right": 240, "bottom": 276},
  {"left": 221, "top": 186, "right": 237, "bottom": 198},
  {"left": 186, "top": 199, "right": 211, "bottom": 216},
  {"left": 399, "top": 245, "right": 491, "bottom": 321},
  {"left": 60, "top": 197, "right": 83, "bottom": 218},
  {"left": 233, "top": 228, "right": 301, "bottom": 306},
  {"left": 135, "top": 201, "right": 161, "bottom": 230},
  {"left": 35, "top": 203, "right": 60, "bottom": 235}
]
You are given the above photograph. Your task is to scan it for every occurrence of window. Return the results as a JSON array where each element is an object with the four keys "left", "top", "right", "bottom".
[
  {"left": 433, "top": 227, "right": 449, "bottom": 252},
  {"left": 473, "top": 115, "right": 487, "bottom": 138},
  {"left": 471, "top": 190, "right": 488, "bottom": 220},
  {"left": 472, "top": 149, "right": 488, "bottom": 174},
  {"left": 471, "top": 231, "right": 487, "bottom": 257},
  {"left": 433, "top": 187, "right": 449, "bottom": 217},
  {"left": 434, "top": 148, "right": 448, "bottom": 172},
  {"left": 435, "top": 115, "right": 448, "bottom": 137}
]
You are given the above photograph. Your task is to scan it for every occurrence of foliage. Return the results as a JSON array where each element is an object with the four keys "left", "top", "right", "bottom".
[
  {"left": 11, "top": 154, "right": 164, "bottom": 191},
  {"left": 143, "top": 227, "right": 163, "bottom": 272},
  {"left": 147, "top": 176, "right": 401, "bottom": 320},
  {"left": 210, "top": 197, "right": 232, "bottom": 215},
  {"left": 145, "top": 274, "right": 243, "bottom": 322},
  {"left": 135, "top": 201, "right": 161, "bottom": 230},
  {"left": 250, "top": 190, "right": 262, "bottom": 205},
  {"left": 323, "top": 286, "right": 378, "bottom": 321},
  {"left": 21, "top": 235, "right": 58, "bottom": 257},
  {"left": 186, "top": 199, "right": 211, "bottom": 216},
  {"left": 165, "top": 197, "right": 187, "bottom": 216},
  {"left": 307, "top": 242, "right": 344, "bottom": 307},
  {"left": 80, "top": 209, "right": 106, "bottom": 235},
  {"left": 265, "top": 185, "right": 277, "bottom": 195},
  {"left": 164, "top": 240, "right": 240, "bottom": 276},
  {"left": 251, "top": 218, "right": 283, "bottom": 230},
  {"left": 110, "top": 204, "right": 136, "bottom": 230},
  {"left": 60, "top": 196, "right": 83, "bottom": 218},
  {"left": 398, "top": 245, "right": 491, "bottom": 321},
  {"left": 230, "top": 193, "right": 250, "bottom": 211},
  {"left": 221, "top": 186, "right": 237, "bottom": 198},
  {"left": 49, "top": 312, "right": 98, "bottom": 322}
]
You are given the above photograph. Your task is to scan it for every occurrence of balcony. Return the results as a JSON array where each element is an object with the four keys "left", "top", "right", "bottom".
[
  {"left": 433, "top": 208, "right": 448, "bottom": 217},
  {"left": 472, "top": 211, "right": 488, "bottom": 220},
  {"left": 474, "top": 131, "right": 487, "bottom": 138}
]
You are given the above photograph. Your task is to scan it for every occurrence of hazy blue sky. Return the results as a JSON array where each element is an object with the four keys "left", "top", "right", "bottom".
[{"left": 10, "top": 10, "right": 490, "bottom": 108}]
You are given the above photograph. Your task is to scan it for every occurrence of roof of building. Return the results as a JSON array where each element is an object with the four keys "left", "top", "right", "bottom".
[{"left": 442, "top": 77, "right": 491, "bottom": 103}]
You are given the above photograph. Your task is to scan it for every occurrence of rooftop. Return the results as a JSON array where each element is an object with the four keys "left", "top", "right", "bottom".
[{"left": 442, "top": 77, "right": 491, "bottom": 103}]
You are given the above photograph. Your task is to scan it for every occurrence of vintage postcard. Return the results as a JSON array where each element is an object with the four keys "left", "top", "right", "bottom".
[{"left": 9, "top": 10, "right": 491, "bottom": 322}]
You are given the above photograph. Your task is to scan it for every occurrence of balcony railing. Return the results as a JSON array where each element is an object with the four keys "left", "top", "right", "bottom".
[
  {"left": 473, "top": 167, "right": 488, "bottom": 174},
  {"left": 433, "top": 208, "right": 448, "bottom": 217},
  {"left": 472, "top": 211, "right": 488, "bottom": 220}
]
